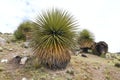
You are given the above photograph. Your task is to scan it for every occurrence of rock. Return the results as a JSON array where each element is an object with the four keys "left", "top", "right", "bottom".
[
  {"left": 20, "top": 57, "right": 28, "bottom": 65},
  {"left": 75, "top": 51, "right": 80, "bottom": 56},
  {"left": 0, "top": 37, "right": 6, "bottom": 46},
  {"left": 66, "top": 69, "right": 74, "bottom": 75},
  {"left": 23, "top": 50, "right": 28, "bottom": 54},
  {"left": 11, "top": 56, "right": 22, "bottom": 64},
  {"left": 23, "top": 42, "right": 30, "bottom": 48},
  {"left": 81, "top": 54, "right": 87, "bottom": 57},
  {"left": 1, "top": 59, "right": 8, "bottom": 63},
  {"left": 9, "top": 48, "right": 13, "bottom": 51},
  {"left": 93, "top": 66, "right": 100, "bottom": 70},
  {"left": 22, "top": 77, "right": 27, "bottom": 80},
  {"left": 0, "top": 47, "right": 3, "bottom": 52}
]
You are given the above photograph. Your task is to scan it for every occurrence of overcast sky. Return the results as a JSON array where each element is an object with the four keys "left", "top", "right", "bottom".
[{"left": 0, "top": 0, "right": 120, "bottom": 53}]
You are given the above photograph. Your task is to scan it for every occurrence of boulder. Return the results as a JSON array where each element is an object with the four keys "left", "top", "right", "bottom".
[
  {"left": 10, "top": 56, "right": 28, "bottom": 65},
  {"left": 92, "top": 41, "right": 108, "bottom": 56},
  {"left": 11, "top": 56, "right": 22, "bottom": 64},
  {"left": 20, "top": 57, "right": 28, "bottom": 65}
]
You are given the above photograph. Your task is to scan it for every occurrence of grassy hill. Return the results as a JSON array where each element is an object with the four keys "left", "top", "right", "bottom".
[{"left": 0, "top": 34, "right": 120, "bottom": 80}]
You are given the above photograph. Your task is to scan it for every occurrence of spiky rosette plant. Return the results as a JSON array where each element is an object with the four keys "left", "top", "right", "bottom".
[
  {"left": 14, "top": 21, "right": 34, "bottom": 41},
  {"left": 77, "top": 29, "right": 95, "bottom": 53},
  {"left": 31, "top": 9, "right": 77, "bottom": 70}
]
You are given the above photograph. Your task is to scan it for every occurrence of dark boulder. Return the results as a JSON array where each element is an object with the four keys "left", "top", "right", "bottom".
[
  {"left": 10, "top": 56, "right": 22, "bottom": 64},
  {"left": 92, "top": 41, "right": 108, "bottom": 56},
  {"left": 81, "top": 54, "right": 87, "bottom": 57}
]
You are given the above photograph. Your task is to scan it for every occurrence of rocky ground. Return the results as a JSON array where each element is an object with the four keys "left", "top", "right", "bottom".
[{"left": 0, "top": 33, "right": 120, "bottom": 80}]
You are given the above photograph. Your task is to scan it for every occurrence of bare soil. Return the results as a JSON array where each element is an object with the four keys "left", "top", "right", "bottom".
[{"left": 0, "top": 35, "right": 120, "bottom": 80}]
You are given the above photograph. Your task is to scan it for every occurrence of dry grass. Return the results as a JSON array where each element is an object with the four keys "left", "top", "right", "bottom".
[{"left": 0, "top": 34, "right": 120, "bottom": 80}]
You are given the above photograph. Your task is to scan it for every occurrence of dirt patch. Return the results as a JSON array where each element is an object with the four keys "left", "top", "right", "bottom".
[{"left": 0, "top": 38, "right": 120, "bottom": 80}]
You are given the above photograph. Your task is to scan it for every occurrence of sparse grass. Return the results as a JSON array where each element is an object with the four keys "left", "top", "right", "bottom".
[
  {"left": 104, "top": 69, "right": 111, "bottom": 80},
  {"left": 0, "top": 36, "right": 120, "bottom": 80},
  {"left": 0, "top": 54, "right": 120, "bottom": 80},
  {"left": 100, "top": 53, "right": 106, "bottom": 58},
  {"left": 24, "top": 56, "right": 42, "bottom": 69}
]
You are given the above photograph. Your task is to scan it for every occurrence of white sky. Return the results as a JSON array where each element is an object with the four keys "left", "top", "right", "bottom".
[{"left": 0, "top": 0, "right": 120, "bottom": 53}]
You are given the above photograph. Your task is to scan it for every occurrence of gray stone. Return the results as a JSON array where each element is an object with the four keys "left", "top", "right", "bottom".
[
  {"left": 22, "top": 77, "right": 27, "bottom": 80},
  {"left": 10, "top": 56, "right": 22, "bottom": 64},
  {"left": 75, "top": 51, "right": 80, "bottom": 55},
  {"left": 23, "top": 50, "right": 28, "bottom": 54},
  {"left": 23, "top": 42, "right": 30, "bottom": 48},
  {"left": 1, "top": 59, "right": 8, "bottom": 63},
  {"left": 20, "top": 57, "right": 28, "bottom": 64},
  {"left": 9, "top": 48, "right": 13, "bottom": 51}
]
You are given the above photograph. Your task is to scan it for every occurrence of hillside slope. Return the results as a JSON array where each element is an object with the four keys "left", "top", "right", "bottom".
[{"left": 0, "top": 34, "right": 120, "bottom": 80}]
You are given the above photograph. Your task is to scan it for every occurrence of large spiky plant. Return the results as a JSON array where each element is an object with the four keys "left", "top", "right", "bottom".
[
  {"left": 77, "top": 29, "right": 95, "bottom": 53},
  {"left": 31, "top": 9, "right": 77, "bottom": 69}
]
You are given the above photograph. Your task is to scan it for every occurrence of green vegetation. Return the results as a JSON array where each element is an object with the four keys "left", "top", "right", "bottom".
[
  {"left": 31, "top": 9, "right": 77, "bottom": 70},
  {"left": 77, "top": 29, "right": 95, "bottom": 53},
  {"left": 14, "top": 21, "right": 34, "bottom": 41},
  {"left": 100, "top": 53, "right": 106, "bottom": 58}
]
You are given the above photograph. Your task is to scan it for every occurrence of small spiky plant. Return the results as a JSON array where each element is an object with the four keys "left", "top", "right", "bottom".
[{"left": 31, "top": 9, "right": 77, "bottom": 69}]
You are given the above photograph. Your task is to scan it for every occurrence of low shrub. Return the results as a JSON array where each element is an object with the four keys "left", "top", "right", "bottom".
[{"left": 14, "top": 21, "right": 34, "bottom": 41}]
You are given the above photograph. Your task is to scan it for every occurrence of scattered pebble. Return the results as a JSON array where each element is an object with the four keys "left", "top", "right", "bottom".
[
  {"left": 75, "top": 51, "right": 80, "bottom": 55},
  {"left": 66, "top": 69, "right": 74, "bottom": 75},
  {"left": 1, "top": 59, "right": 8, "bottom": 63},
  {"left": 23, "top": 42, "right": 30, "bottom": 48},
  {"left": 93, "top": 66, "right": 100, "bottom": 70},
  {"left": 81, "top": 54, "right": 87, "bottom": 57},
  {"left": 9, "top": 48, "right": 13, "bottom": 51},
  {"left": 22, "top": 77, "right": 27, "bottom": 80},
  {"left": 11, "top": 56, "right": 22, "bottom": 64},
  {"left": 20, "top": 57, "right": 28, "bottom": 64}
]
